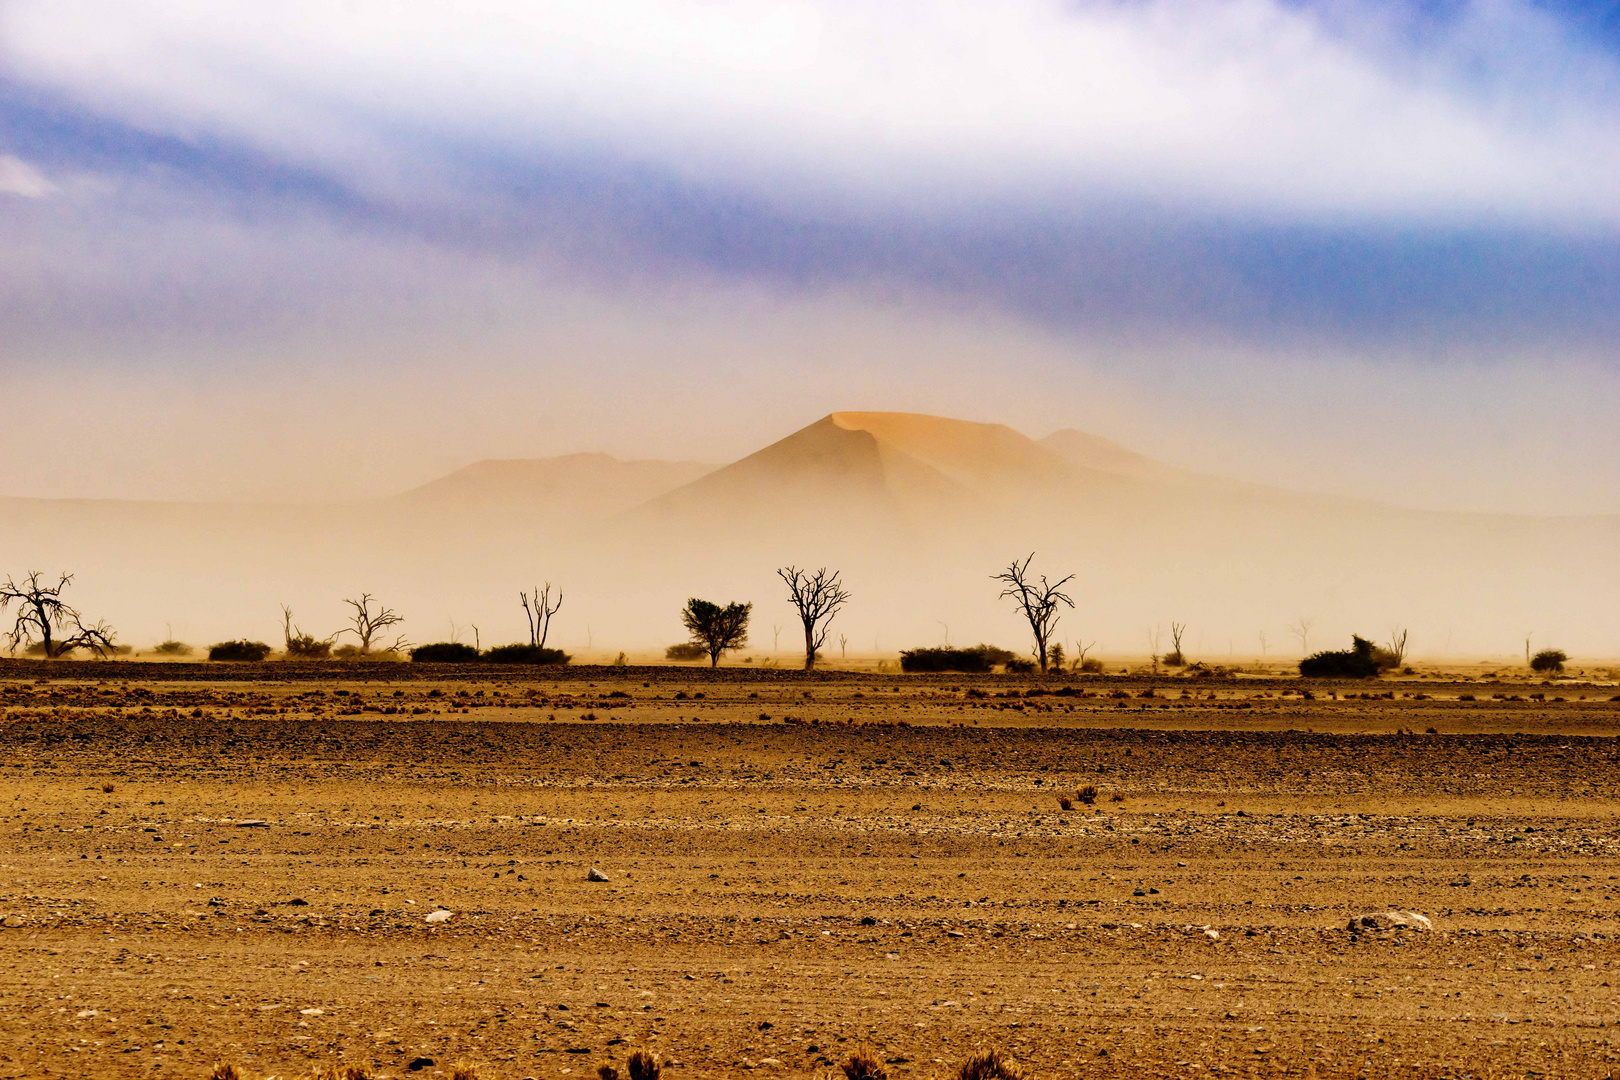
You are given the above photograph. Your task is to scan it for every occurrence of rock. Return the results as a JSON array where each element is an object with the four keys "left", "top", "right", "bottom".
[
  {"left": 407, "top": 1057, "right": 434, "bottom": 1072},
  {"left": 235, "top": 819, "right": 269, "bottom": 828},
  {"left": 587, "top": 867, "right": 610, "bottom": 882},
  {"left": 1347, "top": 910, "right": 1432, "bottom": 933},
  {"left": 425, "top": 909, "right": 452, "bottom": 923},
  {"left": 0, "top": 915, "right": 24, "bottom": 929},
  {"left": 286, "top": 898, "right": 308, "bottom": 906}
]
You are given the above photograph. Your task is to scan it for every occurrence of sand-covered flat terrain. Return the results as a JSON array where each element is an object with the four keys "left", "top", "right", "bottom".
[{"left": 3, "top": 662, "right": 1619, "bottom": 1079}]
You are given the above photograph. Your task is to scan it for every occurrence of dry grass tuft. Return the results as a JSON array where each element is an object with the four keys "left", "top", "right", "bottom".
[
  {"left": 1076, "top": 785, "right": 1099, "bottom": 806},
  {"left": 1110, "top": 792, "right": 1125, "bottom": 803},
  {"left": 840, "top": 1046, "right": 888, "bottom": 1080},
  {"left": 1056, "top": 795, "right": 1074, "bottom": 811},
  {"left": 312, "top": 1066, "right": 377, "bottom": 1080},
  {"left": 599, "top": 1063, "right": 621, "bottom": 1080},
  {"left": 627, "top": 1049, "right": 662, "bottom": 1080},
  {"left": 101, "top": 782, "right": 115, "bottom": 793},
  {"left": 448, "top": 1064, "right": 481, "bottom": 1080},
  {"left": 209, "top": 1064, "right": 244, "bottom": 1080},
  {"left": 954, "top": 1050, "right": 1022, "bottom": 1080}
]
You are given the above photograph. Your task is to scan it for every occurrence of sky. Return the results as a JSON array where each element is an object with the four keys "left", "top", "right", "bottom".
[{"left": 2, "top": 0, "right": 1619, "bottom": 512}]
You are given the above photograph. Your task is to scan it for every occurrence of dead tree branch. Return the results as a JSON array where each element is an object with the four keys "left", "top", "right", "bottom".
[{"left": 992, "top": 553, "right": 1075, "bottom": 674}]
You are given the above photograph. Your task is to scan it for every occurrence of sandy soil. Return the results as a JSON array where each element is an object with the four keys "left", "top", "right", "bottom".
[{"left": 3, "top": 661, "right": 1619, "bottom": 1080}]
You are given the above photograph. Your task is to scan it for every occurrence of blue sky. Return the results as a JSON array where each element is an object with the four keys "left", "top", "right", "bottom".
[{"left": 2, "top": 1, "right": 1618, "bottom": 509}]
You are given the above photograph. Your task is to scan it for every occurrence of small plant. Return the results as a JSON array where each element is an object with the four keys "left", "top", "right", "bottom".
[
  {"left": 840, "top": 1047, "right": 888, "bottom": 1080},
  {"left": 101, "top": 782, "right": 114, "bottom": 793},
  {"left": 1078, "top": 657, "right": 1104, "bottom": 673},
  {"left": 599, "top": 1064, "right": 621, "bottom": 1080},
  {"left": 484, "top": 643, "right": 570, "bottom": 665},
  {"left": 955, "top": 1050, "right": 1022, "bottom": 1080},
  {"left": 1163, "top": 621, "right": 1187, "bottom": 666},
  {"left": 449, "top": 1064, "right": 481, "bottom": 1080},
  {"left": 627, "top": 1050, "right": 661, "bottom": 1080},
  {"left": 1530, "top": 648, "right": 1568, "bottom": 674},
  {"left": 614, "top": 651, "right": 628, "bottom": 666},
  {"left": 1110, "top": 792, "right": 1125, "bottom": 802},
  {"left": 208, "top": 640, "right": 272, "bottom": 662},
  {"left": 665, "top": 642, "right": 707, "bottom": 662},
  {"left": 410, "top": 642, "right": 481, "bottom": 663},
  {"left": 1003, "top": 656, "right": 1036, "bottom": 674},
  {"left": 1056, "top": 795, "right": 1075, "bottom": 811},
  {"left": 309, "top": 1066, "right": 377, "bottom": 1080},
  {"left": 1077, "top": 784, "right": 1099, "bottom": 805},
  {"left": 209, "top": 1064, "right": 244, "bottom": 1080}
]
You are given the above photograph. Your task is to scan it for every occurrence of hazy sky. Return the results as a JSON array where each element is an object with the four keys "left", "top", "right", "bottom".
[{"left": 3, "top": 1, "right": 1618, "bottom": 511}]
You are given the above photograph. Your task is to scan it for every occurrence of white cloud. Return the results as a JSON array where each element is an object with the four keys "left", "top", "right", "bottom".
[
  {"left": 0, "top": 154, "right": 53, "bottom": 197},
  {"left": 2, "top": 1, "right": 1620, "bottom": 224}
]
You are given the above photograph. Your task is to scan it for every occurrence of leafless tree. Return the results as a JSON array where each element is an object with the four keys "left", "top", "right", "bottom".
[
  {"left": 1385, "top": 626, "right": 1410, "bottom": 667},
  {"left": 839, "top": 633, "right": 848, "bottom": 659},
  {"left": 521, "top": 583, "right": 562, "bottom": 648},
  {"left": 337, "top": 593, "right": 407, "bottom": 655},
  {"left": 1075, "top": 639, "right": 1097, "bottom": 669},
  {"left": 772, "top": 624, "right": 782, "bottom": 652},
  {"left": 1165, "top": 621, "right": 1187, "bottom": 666},
  {"left": 280, "top": 605, "right": 334, "bottom": 660},
  {"left": 0, "top": 571, "right": 117, "bottom": 658},
  {"left": 1289, "top": 617, "right": 1314, "bottom": 657},
  {"left": 993, "top": 553, "right": 1074, "bottom": 674},
  {"left": 984, "top": 557, "right": 1075, "bottom": 676},
  {"left": 777, "top": 566, "right": 850, "bottom": 672},
  {"left": 1257, "top": 630, "right": 1269, "bottom": 657},
  {"left": 1147, "top": 626, "right": 1162, "bottom": 673}
]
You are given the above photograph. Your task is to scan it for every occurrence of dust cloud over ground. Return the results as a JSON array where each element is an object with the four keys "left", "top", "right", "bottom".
[{"left": 4, "top": 661, "right": 1619, "bottom": 1079}]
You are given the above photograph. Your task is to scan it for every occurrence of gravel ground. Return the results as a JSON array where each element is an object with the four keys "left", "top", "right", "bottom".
[{"left": 3, "top": 663, "right": 1618, "bottom": 1079}]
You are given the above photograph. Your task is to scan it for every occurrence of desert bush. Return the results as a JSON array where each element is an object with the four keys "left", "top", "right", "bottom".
[
  {"left": 283, "top": 635, "right": 332, "bottom": 660},
  {"left": 955, "top": 1050, "right": 1022, "bottom": 1080},
  {"left": 1056, "top": 795, "right": 1075, "bottom": 811},
  {"left": 1003, "top": 656, "right": 1036, "bottom": 674},
  {"left": 1298, "top": 635, "right": 1381, "bottom": 678},
  {"left": 209, "top": 1064, "right": 244, "bottom": 1080},
  {"left": 598, "top": 1064, "right": 621, "bottom": 1080},
  {"left": 1530, "top": 648, "right": 1568, "bottom": 674},
  {"left": 153, "top": 639, "right": 193, "bottom": 656},
  {"left": 1078, "top": 657, "right": 1104, "bottom": 673},
  {"left": 309, "top": 1066, "right": 377, "bottom": 1080},
  {"left": 483, "top": 643, "right": 570, "bottom": 665},
  {"left": 840, "top": 1048, "right": 887, "bottom": 1080},
  {"left": 664, "top": 642, "right": 707, "bottom": 662},
  {"left": 899, "top": 644, "right": 1013, "bottom": 673},
  {"left": 208, "top": 640, "right": 272, "bottom": 662},
  {"left": 1077, "top": 784, "right": 1099, "bottom": 805},
  {"left": 410, "top": 642, "right": 481, "bottom": 663},
  {"left": 627, "top": 1051, "right": 661, "bottom": 1080}
]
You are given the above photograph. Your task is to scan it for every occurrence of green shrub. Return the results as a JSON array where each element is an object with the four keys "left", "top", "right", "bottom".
[
  {"left": 208, "top": 640, "right": 272, "bottom": 662},
  {"left": 1298, "top": 635, "right": 1381, "bottom": 678},
  {"left": 664, "top": 642, "right": 707, "bottom": 662},
  {"left": 283, "top": 635, "right": 332, "bottom": 660},
  {"left": 483, "top": 643, "right": 570, "bottom": 665},
  {"left": 899, "top": 644, "right": 1015, "bottom": 673},
  {"left": 411, "top": 642, "right": 481, "bottom": 663},
  {"left": 1530, "top": 648, "right": 1567, "bottom": 674},
  {"left": 153, "top": 640, "right": 193, "bottom": 657}
]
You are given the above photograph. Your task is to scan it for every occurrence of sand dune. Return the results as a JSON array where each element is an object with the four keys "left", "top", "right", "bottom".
[{"left": 0, "top": 411, "right": 1615, "bottom": 656}]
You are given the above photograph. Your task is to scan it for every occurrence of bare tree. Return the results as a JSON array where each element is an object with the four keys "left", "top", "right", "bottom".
[
  {"left": 1385, "top": 626, "right": 1410, "bottom": 668},
  {"left": 280, "top": 605, "right": 333, "bottom": 660},
  {"left": 680, "top": 598, "right": 752, "bottom": 667},
  {"left": 1289, "top": 617, "right": 1314, "bottom": 657},
  {"left": 772, "top": 624, "right": 782, "bottom": 652},
  {"left": 992, "top": 553, "right": 1075, "bottom": 674},
  {"left": 839, "top": 633, "right": 848, "bottom": 659},
  {"left": 520, "top": 584, "right": 562, "bottom": 648},
  {"left": 777, "top": 566, "right": 851, "bottom": 672},
  {"left": 338, "top": 593, "right": 407, "bottom": 655},
  {"left": 1165, "top": 621, "right": 1187, "bottom": 666},
  {"left": 0, "top": 571, "right": 117, "bottom": 658},
  {"left": 1147, "top": 626, "right": 1162, "bottom": 673},
  {"left": 1257, "top": 630, "right": 1269, "bottom": 657},
  {"left": 1075, "top": 639, "right": 1097, "bottom": 670}
]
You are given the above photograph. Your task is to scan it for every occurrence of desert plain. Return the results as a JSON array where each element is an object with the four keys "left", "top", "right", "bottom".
[{"left": 3, "top": 660, "right": 1620, "bottom": 1080}]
